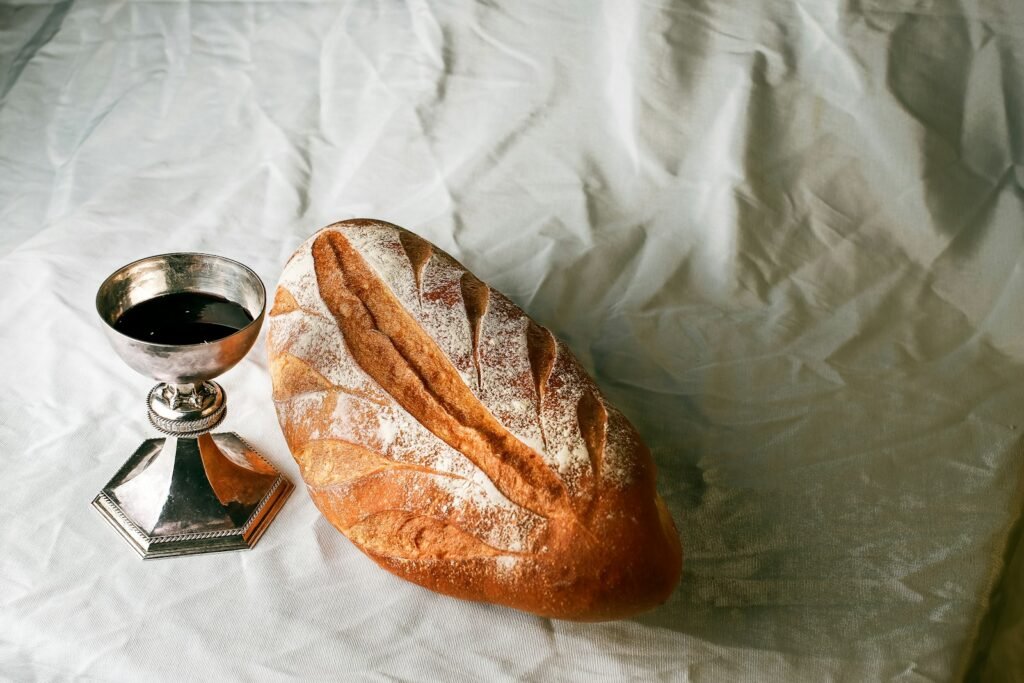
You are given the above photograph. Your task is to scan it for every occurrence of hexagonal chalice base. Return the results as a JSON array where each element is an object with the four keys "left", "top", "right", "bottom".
[{"left": 93, "top": 432, "right": 292, "bottom": 559}]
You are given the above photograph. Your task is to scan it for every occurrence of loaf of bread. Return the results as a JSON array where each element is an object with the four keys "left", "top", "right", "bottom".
[{"left": 268, "top": 219, "right": 681, "bottom": 620}]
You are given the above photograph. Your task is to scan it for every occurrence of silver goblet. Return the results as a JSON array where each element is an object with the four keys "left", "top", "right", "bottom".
[{"left": 94, "top": 253, "right": 292, "bottom": 558}]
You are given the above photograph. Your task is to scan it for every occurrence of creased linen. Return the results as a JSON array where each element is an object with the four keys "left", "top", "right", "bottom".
[{"left": 1, "top": 1, "right": 1023, "bottom": 680}]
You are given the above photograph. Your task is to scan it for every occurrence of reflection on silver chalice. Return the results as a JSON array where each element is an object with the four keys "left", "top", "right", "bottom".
[{"left": 94, "top": 253, "right": 292, "bottom": 558}]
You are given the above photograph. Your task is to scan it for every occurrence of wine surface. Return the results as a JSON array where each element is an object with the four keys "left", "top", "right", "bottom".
[{"left": 114, "top": 291, "right": 253, "bottom": 345}]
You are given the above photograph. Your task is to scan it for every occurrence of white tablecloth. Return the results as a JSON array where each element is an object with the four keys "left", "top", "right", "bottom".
[{"left": 2, "top": 1, "right": 1022, "bottom": 680}]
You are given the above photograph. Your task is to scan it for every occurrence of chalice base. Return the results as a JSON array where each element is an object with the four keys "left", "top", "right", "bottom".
[{"left": 93, "top": 432, "right": 293, "bottom": 559}]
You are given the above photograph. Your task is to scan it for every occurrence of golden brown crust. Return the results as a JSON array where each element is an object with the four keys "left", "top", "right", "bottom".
[{"left": 269, "top": 219, "right": 682, "bottom": 620}]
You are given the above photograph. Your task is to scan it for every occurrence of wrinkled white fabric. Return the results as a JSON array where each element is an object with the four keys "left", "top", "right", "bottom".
[{"left": 1, "top": 1, "right": 1023, "bottom": 680}]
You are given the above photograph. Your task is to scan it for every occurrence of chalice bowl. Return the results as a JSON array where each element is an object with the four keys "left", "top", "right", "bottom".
[{"left": 94, "top": 253, "right": 292, "bottom": 558}]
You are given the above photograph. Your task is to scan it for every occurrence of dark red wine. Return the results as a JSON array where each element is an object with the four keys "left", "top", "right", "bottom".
[{"left": 114, "top": 292, "right": 254, "bottom": 345}]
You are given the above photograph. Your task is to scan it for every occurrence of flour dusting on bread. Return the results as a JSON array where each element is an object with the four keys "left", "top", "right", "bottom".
[{"left": 319, "top": 220, "right": 623, "bottom": 491}]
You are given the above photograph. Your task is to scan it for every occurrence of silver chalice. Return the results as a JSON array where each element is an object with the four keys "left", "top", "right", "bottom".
[{"left": 94, "top": 253, "right": 292, "bottom": 558}]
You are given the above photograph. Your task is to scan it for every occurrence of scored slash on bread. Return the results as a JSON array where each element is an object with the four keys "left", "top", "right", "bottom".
[{"left": 268, "top": 219, "right": 682, "bottom": 620}]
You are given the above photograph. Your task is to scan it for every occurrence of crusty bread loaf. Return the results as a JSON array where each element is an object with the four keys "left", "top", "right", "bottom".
[{"left": 268, "top": 219, "right": 681, "bottom": 620}]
